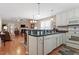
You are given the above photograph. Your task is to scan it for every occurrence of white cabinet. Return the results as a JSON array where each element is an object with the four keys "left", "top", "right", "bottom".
[
  {"left": 44, "top": 35, "right": 52, "bottom": 54},
  {"left": 28, "top": 33, "right": 67, "bottom": 55},
  {"left": 38, "top": 37, "right": 44, "bottom": 55},
  {"left": 29, "top": 36, "right": 38, "bottom": 55},
  {"left": 29, "top": 36, "right": 44, "bottom": 55},
  {"left": 62, "top": 33, "right": 67, "bottom": 44},
  {"left": 56, "top": 8, "right": 79, "bottom": 26},
  {"left": 68, "top": 26, "right": 79, "bottom": 37},
  {"left": 75, "top": 8, "right": 79, "bottom": 17},
  {"left": 44, "top": 35, "right": 56, "bottom": 55},
  {"left": 59, "top": 34, "right": 63, "bottom": 45},
  {"left": 66, "top": 8, "right": 79, "bottom": 19},
  {"left": 61, "top": 12, "right": 68, "bottom": 26},
  {"left": 56, "top": 12, "right": 68, "bottom": 26},
  {"left": 56, "top": 34, "right": 63, "bottom": 47},
  {"left": 56, "top": 14, "right": 62, "bottom": 26},
  {"left": 66, "top": 8, "right": 79, "bottom": 25},
  {"left": 67, "top": 9, "right": 75, "bottom": 19}
]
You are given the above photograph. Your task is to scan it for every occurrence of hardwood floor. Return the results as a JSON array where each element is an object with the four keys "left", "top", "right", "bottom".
[
  {"left": 0, "top": 35, "right": 28, "bottom": 55},
  {"left": 0, "top": 34, "right": 69, "bottom": 55},
  {"left": 48, "top": 45, "right": 63, "bottom": 55}
]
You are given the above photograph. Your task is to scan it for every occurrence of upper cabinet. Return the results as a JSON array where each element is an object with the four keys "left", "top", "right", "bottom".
[
  {"left": 62, "top": 12, "right": 68, "bottom": 25},
  {"left": 75, "top": 8, "right": 79, "bottom": 17},
  {"left": 56, "top": 12, "right": 68, "bottom": 26},
  {"left": 56, "top": 8, "right": 79, "bottom": 26},
  {"left": 67, "top": 9, "right": 75, "bottom": 19},
  {"left": 67, "top": 8, "right": 79, "bottom": 19},
  {"left": 56, "top": 14, "right": 61, "bottom": 26},
  {"left": 67, "top": 8, "right": 79, "bottom": 25}
]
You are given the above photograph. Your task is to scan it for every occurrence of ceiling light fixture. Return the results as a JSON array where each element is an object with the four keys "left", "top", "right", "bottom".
[
  {"left": 30, "top": 3, "right": 40, "bottom": 23},
  {"left": 50, "top": 9, "right": 54, "bottom": 21},
  {"left": 50, "top": 18, "right": 54, "bottom": 21},
  {"left": 36, "top": 3, "right": 40, "bottom": 18}
]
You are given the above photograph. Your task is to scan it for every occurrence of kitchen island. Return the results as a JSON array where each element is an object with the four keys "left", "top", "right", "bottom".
[{"left": 27, "top": 30, "right": 67, "bottom": 55}]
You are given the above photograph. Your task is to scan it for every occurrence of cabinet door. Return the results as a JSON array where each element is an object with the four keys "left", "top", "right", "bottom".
[
  {"left": 44, "top": 35, "right": 56, "bottom": 55},
  {"left": 67, "top": 9, "right": 75, "bottom": 19},
  {"left": 61, "top": 12, "right": 68, "bottom": 26},
  {"left": 62, "top": 33, "right": 66, "bottom": 44},
  {"left": 56, "top": 12, "right": 68, "bottom": 26},
  {"left": 44, "top": 35, "right": 52, "bottom": 54},
  {"left": 56, "top": 34, "right": 63, "bottom": 47},
  {"left": 29, "top": 36, "right": 37, "bottom": 55},
  {"left": 60, "top": 34, "right": 63, "bottom": 45},
  {"left": 56, "top": 14, "right": 62, "bottom": 26},
  {"left": 75, "top": 8, "right": 79, "bottom": 17},
  {"left": 69, "top": 10, "right": 74, "bottom": 18},
  {"left": 38, "top": 37, "right": 44, "bottom": 55},
  {"left": 56, "top": 37, "right": 60, "bottom": 47}
]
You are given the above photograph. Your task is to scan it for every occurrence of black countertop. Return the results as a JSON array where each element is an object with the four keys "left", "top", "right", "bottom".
[
  {"left": 28, "top": 32, "right": 67, "bottom": 37},
  {"left": 25, "top": 29, "right": 68, "bottom": 37}
]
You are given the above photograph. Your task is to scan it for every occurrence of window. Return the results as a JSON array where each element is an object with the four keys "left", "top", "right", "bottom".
[{"left": 40, "top": 20, "right": 52, "bottom": 29}]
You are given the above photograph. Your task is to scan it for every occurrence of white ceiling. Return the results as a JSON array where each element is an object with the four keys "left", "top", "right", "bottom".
[{"left": 0, "top": 3, "right": 79, "bottom": 20}]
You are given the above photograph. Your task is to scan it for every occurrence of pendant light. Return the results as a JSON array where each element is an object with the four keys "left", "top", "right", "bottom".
[
  {"left": 30, "top": 3, "right": 36, "bottom": 24},
  {"left": 36, "top": 3, "right": 40, "bottom": 18},
  {"left": 50, "top": 9, "right": 54, "bottom": 21},
  {"left": 30, "top": 3, "right": 40, "bottom": 23}
]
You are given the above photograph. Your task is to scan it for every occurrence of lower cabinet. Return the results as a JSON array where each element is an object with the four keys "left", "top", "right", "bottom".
[
  {"left": 38, "top": 37, "right": 44, "bottom": 55},
  {"left": 44, "top": 35, "right": 56, "bottom": 55},
  {"left": 29, "top": 36, "right": 38, "bottom": 55},
  {"left": 29, "top": 33, "right": 66, "bottom": 55},
  {"left": 62, "top": 33, "right": 67, "bottom": 44},
  {"left": 29, "top": 36, "right": 44, "bottom": 55},
  {"left": 56, "top": 34, "right": 63, "bottom": 47}
]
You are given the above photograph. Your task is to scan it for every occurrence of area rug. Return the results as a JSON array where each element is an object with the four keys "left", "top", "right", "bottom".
[{"left": 58, "top": 45, "right": 79, "bottom": 55}]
